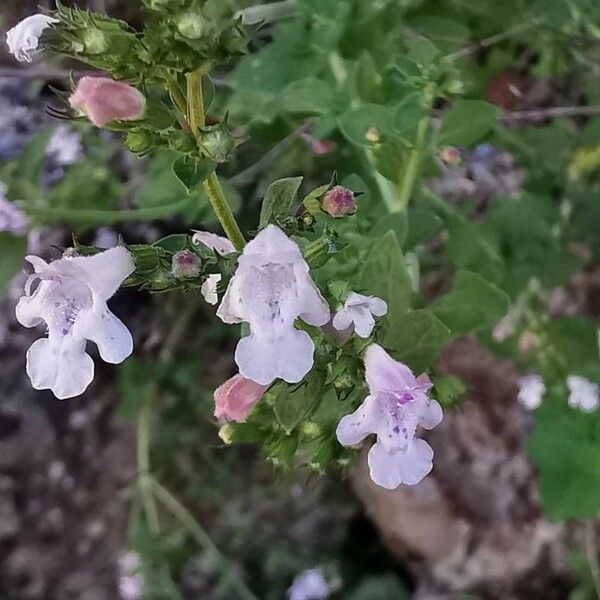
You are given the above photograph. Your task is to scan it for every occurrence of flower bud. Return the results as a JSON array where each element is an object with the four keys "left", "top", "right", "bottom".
[
  {"left": 365, "top": 127, "right": 381, "bottom": 143},
  {"left": 440, "top": 146, "right": 461, "bottom": 166},
  {"left": 82, "top": 27, "right": 108, "bottom": 55},
  {"left": 177, "top": 11, "right": 204, "bottom": 39},
  {"left": 6, "top": 14, "right": 58, "bottom": 63},
  {"left": 172, "top": 250, "right": 201, "bottom": 278},
  {"left": 126, "top": 129, "right": 156, "bottom": 155},
  {"left": 322, "top": 186, "right": 356, "bottom": 218},
  {"left": 69, "top": 77, "right": 146, "bottom": 128},
  {"left": 214, "top": 374, "right": 268, "bottom": 423}
]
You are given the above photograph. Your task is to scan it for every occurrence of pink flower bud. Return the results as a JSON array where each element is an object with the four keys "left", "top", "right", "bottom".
[
  {"left": 172, "top": 250, "right": 201, "bottom": 278},
  {"left": 214, "top": 374, "right": 268, "bottom": 423},
  {"left": 69, "top": 77, "right": 145, "bottom": 127},
  {"left": 440, "top": 146, "right": 461, "bottom": 166},
  {"left": 322, "top": 185, "right": 356, "bottom": 218}
]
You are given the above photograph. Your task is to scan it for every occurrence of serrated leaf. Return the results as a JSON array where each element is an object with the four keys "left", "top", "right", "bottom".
[
  {"left": 358, "top": 230, "right": 412, "bottom": 326},
  {"left": 439, "top": 100, "right": 500, "bottom": 146},
  {"left": 431, "top": 270, "right": 510, "bottom": 336},
  {"left": 172, "top": 156, "right": 216, "bottom": 192},
  {"left": 382, "top": 309, "right": 451, "bottom": 373},
  {"left": 274, "top": 370, "right": 326, "bottom": 434},
  {"left": 0, "top": 233, "right": 26, "bottom": 295},
  {"left": 259, "top": 176, "right": 303, "bottom": 227}
]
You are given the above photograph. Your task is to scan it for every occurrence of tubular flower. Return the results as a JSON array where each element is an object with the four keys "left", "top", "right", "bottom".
[
  {"left": 567, "top": 375, "right": 599, "bottom": 413},
  {"left": 69, "top": 77, "right": 146, "bottom": 127},
  {"left": 336, "top": 344, "right": 442, "bottom": 489},
  {"left": 332, "top": 292, "right": 387, "bottom": 338},
  {"left": 15, "top": 247, "right": 135, "bottom": 399},
  {"left": 217, "top": 225, "right": 330, "bottom": 385},
  {"left": 214, "top": 374, "right": 268, "bottom": 422},
  {"left": 6, "top": 14, "right": 58, "bottom": 63}
]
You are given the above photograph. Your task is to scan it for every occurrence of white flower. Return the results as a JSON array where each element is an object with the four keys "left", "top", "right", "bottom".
[
  {"left": 47, "top": 125, "right": 83, "bottom": 166},
  {"left": 332, "top": 292, "right": 387, "bottom": 338},
  {"left": 288, "top": 568, "right": 330, "bottom": 600},
  {"left": 201, "top": 273, "right": 221, "bottom": 305},
  {"left": 336, "top": 344, "right": 442, "bottom": 489},
  {"left": 567, "top": 375, "right": 599, "bottom": 413},
  {"left": 15, "top": 247, "right": 135, "bottom": 399},
  {"left": 0, "top": 182, "right": 27, "bottom": 234},
  {"left": 192, "top": 230, "right": 236, "bottom": 256},
  {"left": 517, "top": 374, "right": 545, "bottom": 410},
  {"left": 217, "top": 225, "right": 330, "bottom": 385},
  {"left": 6, "top": 14, "right": 58, "bottom": 63}
]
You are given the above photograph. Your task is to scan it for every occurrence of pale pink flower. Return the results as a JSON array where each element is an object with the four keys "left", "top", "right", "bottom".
[
  {"left": 567, "top": 375, "right": 599, "bottom": 413},
  {"left": 69, "top": 77, "right": 145, "bottom": 127},
  {"left": 336, "top": 344, "right": 442, "bottom": 489},
  {"left": 16, "top": 247, "right": 135, "bottom": 399},
  {"left": 217, "top": 225, "right": 330, "bottom": 385},
  {"left": 214, "top": 374, "right": 268, "bottom": 422}
]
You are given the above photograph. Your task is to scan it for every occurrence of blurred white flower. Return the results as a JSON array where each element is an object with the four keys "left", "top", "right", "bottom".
[
  {"left": 567, "top": 375, "right": 599, "bottom": 413},
  {"left": 15, "top": 247, "right": 134, "bottom": 399},
  {"left": 336, "top": 344, "right": 442, "bottom": 489},
  {"left": 192, "top": 230, "right": 236, "bottom": 255},
  {"left": 6, "top": 14, "right": 58, "bottom": 63},
  {"left": 0, "top": 182, "right": 28, "bottom": 234},
  {"left": 217, "top": 225, "right": 330, "bottom": 385},
  {"left": 288, "top": 568, "right": 330, "bottom": 600},
  {"left": 332, "top": 292, "right": 387, "bottom": 338},
  {"left": 201, "top": 273, "right": 221, "bottom": 305},
  {"left": 118, "top": 552, "right": 144, "bottom": 600},
  {"left": 517, "top": 374, "right": 545, "bottom": 410},
  {"left": 47, "top": 125, "right": 83, "bottom": 166}
]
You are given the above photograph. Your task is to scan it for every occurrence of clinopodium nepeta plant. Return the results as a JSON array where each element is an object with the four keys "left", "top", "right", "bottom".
[{"left": 4, "top": 0, "right": 599, "bottom": 505}]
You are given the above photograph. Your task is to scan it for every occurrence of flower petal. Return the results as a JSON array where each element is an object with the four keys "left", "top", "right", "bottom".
[
  {"left": 70, "top": 246, "right": 135, "bottom": 299},
  {"left": 367, "top": 296, "right": 388, "bottom": 317},
  {"left": 367, "top": 438, "right": 433, "bottom": 489},
  {"left": 26, "top": 337, "right": 94, "bottom": 399},
  {"left": 351, "top": 307, "right": 376, "bottom": 338},
  {"left": 296, "top": 271, "right": 330, "bottom": 326},
  {"left": 364, "top": 343, "right": 416, "bottom": 394},
  {"left": 201, "top": 274, "right": 221, "bottom": 305},
  {"left": 216, "top": 276, "right": 244, "bottom": 324},
  {"left": 192, "top": 231, "right": 236, "bottom": 256},
  {"left": 332, "top": 308, "right": 353, "bottom": 332},
  {"left": 419, "top": 398, "right": 443, "bottom": 430},
  {"left": 15, "top": 281, "right": 51, "bottom": 327},
  {"left": 235, "top": 329, "right": 314, "bottom": 385},
  {"left": 336, "top": 395, "right": 378, "bottom": 447},
  {"left": 76, "top": 303, "right": 133, "bottom": 364},
  {"left": 238, "top": 224, "right": 302, "bottom": 267}
]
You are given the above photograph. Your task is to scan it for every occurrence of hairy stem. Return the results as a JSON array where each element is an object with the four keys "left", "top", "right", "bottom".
[{"left": 185, "top": 68, "right": 246, "bottom": 250}]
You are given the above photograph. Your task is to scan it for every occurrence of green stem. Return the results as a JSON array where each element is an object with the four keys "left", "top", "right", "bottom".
[
  {"left": 185, "top": 68, "right": 246, "bottom": 250},
  {"left": 137, "top": 394, "right": 160, "bottom": 535},
  {"left": 27, "top": 198, "right": 192, "bottom": 225},
  {"left": 164, "top": 72, "right": 187, "bottom": 116},
  {"left": 151, "top": 479, "right": 259, "bottom": 600},
  {"left": 395, "top": 116, "right": 429, "bottom": 213}
]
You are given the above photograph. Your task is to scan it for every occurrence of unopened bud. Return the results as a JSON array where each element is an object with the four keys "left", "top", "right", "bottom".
[
  {"left": 126, "top": 129, "right": 156, "bottom": 155},
  {"left": 365, "top": 127, "right": 381, "bottom": 143},
  {"left": 69, "top": 77, "right": 146, "bottom": 128},
  {"left": 322, "top": 186, "right": 356, "bottom": 218},
  {"left": 177, "top": 11, "right": 204, "bottom": 39},
  {"left": 172, "top": 250, "right": 201, "bottom": 278},
  {"left": 440, "top": 146, "right": 461, "bottom": 166}
]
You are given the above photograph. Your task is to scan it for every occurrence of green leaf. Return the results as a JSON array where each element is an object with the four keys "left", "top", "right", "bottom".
[
  {"left": 439, "top": 100, "right": 500, "bottom": 147},
  {"left": 392, "top": 92, "right": 427, "bottom": 136},
  {"left": 281, "top": 78, "right": 335, "bottom": 114},
  {"left": 172, "top": 156, "right": 216, "bottom": 192},
  {"left": 338, "top": 104, "right": 393, "bottom": 146},
  {"left": 152, "top": 234, "right": 188, "bottom": 253},
  {"left": 358, "top": 230, "right": 412, "bottom": 326},
  {"left": 432, "top": 375, "right": 466, "bottom": 407},
  {"left": 382, "top": 309, "right": 451, "bottom": 373},
  {"left": 528, "top": 396, "right": 600, "bottom": 521},
  {"left": 259, "top": 176, "right": 303, "bottom": 227},
  {"left": 274, "top": 370, "right": 326, "bottom": 434},
  {"left": 0, "top": 233, "right": 26, "bottom": 295},
  {"left": 431, "top": 270, "right": 510, "bottom": 336},
  {"left": 406, "top": 35, "right": 439, "bottom": 66}
]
